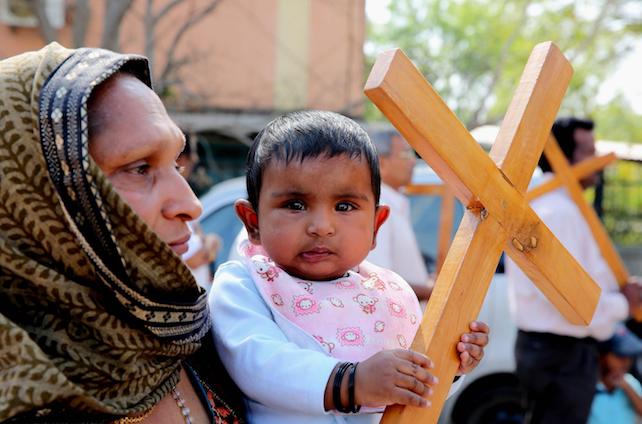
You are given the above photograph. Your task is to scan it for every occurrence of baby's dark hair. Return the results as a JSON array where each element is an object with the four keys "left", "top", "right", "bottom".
[{"left": 246, "top": 110, "right": 381, "bottom": 210}]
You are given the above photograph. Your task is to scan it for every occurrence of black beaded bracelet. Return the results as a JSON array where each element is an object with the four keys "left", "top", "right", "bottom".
[
  {"left": 347, "top": 362, "right": 361, "bottom": 413},
  {"left": 333, "top": 362, "right": 352, "bottom": 413}
]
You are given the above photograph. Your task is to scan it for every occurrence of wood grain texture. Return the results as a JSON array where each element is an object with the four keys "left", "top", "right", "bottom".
[{"left": 366, "top": 43, "right": 601, "bottom": 424}]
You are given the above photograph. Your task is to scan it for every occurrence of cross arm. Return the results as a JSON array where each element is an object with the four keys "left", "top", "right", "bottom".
[
  {"left": 526, "top": 152, "right": 617, "bottom": 201},
  {"left": 404, "top": 184, "right": 445, "bottom": 196},
  {"left": 364, "top": 43, "right": 573, "bottom": 219},
  {"left": 488, "top": 43, "right": 573, "bottom": 192}
]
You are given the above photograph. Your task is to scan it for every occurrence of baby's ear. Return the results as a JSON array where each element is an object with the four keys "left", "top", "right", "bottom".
[
  {"left": 235, "top": 199, "right": 261, "bottom": 244},
  {"left": 371, "top": 205, "right": 390, "bottom": 249}
]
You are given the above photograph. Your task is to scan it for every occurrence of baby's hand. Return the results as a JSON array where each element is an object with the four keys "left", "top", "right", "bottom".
[
  {"left": 356, "top": 349, "right": 437, "bottom": 408},
  {"left": 456, "top": 321, "right": 490, "bottom": 375}
]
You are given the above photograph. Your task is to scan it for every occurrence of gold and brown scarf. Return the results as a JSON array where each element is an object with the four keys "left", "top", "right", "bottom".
[{"left": 0, "top": 43, "right": 209, "bottom": 421}]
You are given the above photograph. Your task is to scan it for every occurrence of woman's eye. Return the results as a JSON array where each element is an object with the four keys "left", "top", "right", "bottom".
[
  {"left": 336, "top": 202, "right": 355, "bottom": 212},
  {"left": 285, "top": 200, "right": 306, "bottom": 211},
  {"left": 126, "top": 163, "right": 151, "bottom": 176},
  {"left": 135, "top": 164, "right": 151, "bottom": 175}
]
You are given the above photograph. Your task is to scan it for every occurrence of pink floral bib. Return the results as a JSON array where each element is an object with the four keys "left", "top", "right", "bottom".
[{"left": 240, "top": 242, "right": 422, "bottom": 362}]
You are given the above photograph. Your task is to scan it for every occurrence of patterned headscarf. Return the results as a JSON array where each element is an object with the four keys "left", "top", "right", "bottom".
[{"left": 0, "top": 43, "right": 210, "bottom": 420}]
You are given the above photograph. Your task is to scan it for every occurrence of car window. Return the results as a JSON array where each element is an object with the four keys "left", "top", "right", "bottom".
[
  {"left": 200, "top": 203, "right": 243, "bottom": 270},
  {"left": 409, "top": 194, "right": 505, "bottom": 274}
]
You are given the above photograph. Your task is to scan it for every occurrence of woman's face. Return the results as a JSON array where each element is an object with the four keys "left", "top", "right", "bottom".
[{"left": 88, "top": 74, "right": 202, "bottom": 255}]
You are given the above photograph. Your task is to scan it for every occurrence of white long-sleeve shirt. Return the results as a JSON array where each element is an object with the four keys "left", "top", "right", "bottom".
[
  {"left": 210, "top": 261, "right": 379, "bottom": 423},
  {"left": 507, "top": 174, "right": 628, "bottom": 341},
  {"left": 210, "top": 260, "right": 461, "bottom": 423}
]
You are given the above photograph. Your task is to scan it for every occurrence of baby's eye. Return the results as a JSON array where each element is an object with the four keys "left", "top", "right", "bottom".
[
  {"left": 336, "top": 202, "right": 355, "bottom": 212},
  {"left": 285, "top": 200, "right": 306, "bottom": 211}
]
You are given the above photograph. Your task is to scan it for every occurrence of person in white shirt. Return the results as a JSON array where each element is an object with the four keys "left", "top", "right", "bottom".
[
  {"left": 507, "top": 117, "right": 642, "bottom": 424},
  {"left": 367, "top": 129, "right": 432, "bottom": 301}
]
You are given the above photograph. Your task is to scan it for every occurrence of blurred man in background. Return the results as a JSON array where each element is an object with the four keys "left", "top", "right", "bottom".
[
  {"left": 367, "top": 129, "right": 432, "bottom": 301},
  {"left": 507, "top": 117, "right": 641, "bottom": 423}
]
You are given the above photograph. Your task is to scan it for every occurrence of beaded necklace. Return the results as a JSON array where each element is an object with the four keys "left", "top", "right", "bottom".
[
  {"left": 171, "top": 387, "right": 194, "bottom": 424},
  {"left": 111, "top": 386, "right": 194, "bottom": 424}
]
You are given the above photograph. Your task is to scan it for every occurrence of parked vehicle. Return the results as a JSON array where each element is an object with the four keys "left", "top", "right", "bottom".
[{"left": 198, "top": 163, "right": 524, "bottom": 424}]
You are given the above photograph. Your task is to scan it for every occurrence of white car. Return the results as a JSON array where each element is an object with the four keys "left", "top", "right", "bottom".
[{"left": 198, "top": 163, "right": 523, "bottom": 424}]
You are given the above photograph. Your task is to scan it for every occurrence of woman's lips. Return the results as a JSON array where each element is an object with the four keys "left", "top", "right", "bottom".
[
  {"left": 170, "top": 235, "right": 191, "bottom": 255},
  {"left": 171, "top": 242, "right": 189, "bottom": 255}
]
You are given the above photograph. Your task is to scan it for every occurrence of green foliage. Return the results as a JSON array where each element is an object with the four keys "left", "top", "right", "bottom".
[
  {"left": 366, "top": 0, "right": 642, "bottom": 134},
  {"left": 593, "top": 95, "right": 642, "bottom": 142},
  {"left": 602, "top": 161, "right": 642, "bottom": 245}
]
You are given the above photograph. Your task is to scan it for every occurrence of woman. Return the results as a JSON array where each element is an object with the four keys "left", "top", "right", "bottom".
[{"left": 0, "top": 43, "right": 244, "bottom": 423}]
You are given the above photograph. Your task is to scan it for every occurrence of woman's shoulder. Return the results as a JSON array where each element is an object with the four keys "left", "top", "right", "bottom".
[{"left": 4, "top": 339, "right": 247, "bottom": 424}]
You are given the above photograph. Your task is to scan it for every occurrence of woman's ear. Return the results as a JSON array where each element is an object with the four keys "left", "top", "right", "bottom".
[
  {"left": 371, "top": 205, "right": 390, "bottom": 249},
  {"left": 235, "top": 199, "right": 261, "bottom": 244}
]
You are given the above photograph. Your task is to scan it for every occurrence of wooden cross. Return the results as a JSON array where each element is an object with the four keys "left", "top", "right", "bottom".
[
  {"left": 404, "top": 146, "right": 616, "bottom": 276},
  {"left": 364, "top": 42, "right": 601, "bottom": 423},
  {"left": 404, "top": 184, "right": 456, "bottom": 273},
  {"left": 528, "top": 136, "right": 638, "bottom": 317},
  {"left": 526, "top": 148, "right": 617, "bottom": 201}
]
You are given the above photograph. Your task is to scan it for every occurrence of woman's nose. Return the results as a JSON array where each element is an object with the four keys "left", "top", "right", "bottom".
[{"left": 163, "top": 171, "right": 202, "bottom": 221}]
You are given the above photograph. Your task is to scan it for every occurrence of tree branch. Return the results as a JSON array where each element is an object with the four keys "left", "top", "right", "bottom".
[
  {"left": 72, "top": 0, "right": 90, "bottom": 48},
  {"left": 100, "top": 0, "right": 133, "bottom": 51},
  {"left": 26, "top": 0, "right": 57, "bottom": 43},
  {"left": 468, "top": 0, "right": 530, "bottom": 127},
  {"left": 145, "top": 0, "right": 155, "bottom": 69},
  {"left": 567, "top": 0, "right": 615, "bottom": 63},
  {"left": 157, "top": 0, "right": 222, "bottom": 95},
  {"left": 152, "top": 0, "right": 184, "bottom": 26}
]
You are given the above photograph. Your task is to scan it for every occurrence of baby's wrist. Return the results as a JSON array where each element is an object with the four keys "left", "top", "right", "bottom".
[{"left": 332, "top": 362, "right": 361, "bottom": 414}]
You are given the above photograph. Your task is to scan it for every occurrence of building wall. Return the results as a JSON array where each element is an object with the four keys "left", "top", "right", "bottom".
[{"left": 0, "top": 0, "right": 365, "bottom": 116}]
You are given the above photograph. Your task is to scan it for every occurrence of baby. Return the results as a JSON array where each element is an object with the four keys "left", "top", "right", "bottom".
[{"left": 210, "top": 110, "right": 489, "bottom": 423}]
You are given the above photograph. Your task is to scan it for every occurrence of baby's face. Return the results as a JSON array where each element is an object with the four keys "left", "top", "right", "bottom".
[{"left": 255, "top": 155, "right": 387, "bottom": 281}]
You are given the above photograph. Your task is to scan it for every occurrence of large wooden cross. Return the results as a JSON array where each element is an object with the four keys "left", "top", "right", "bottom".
[
  {"left": 527, "top": 136, "right": 639, "bottom": 318},
  {"left": 364, "top": 42, "right": 601, "bottom": 423}
]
